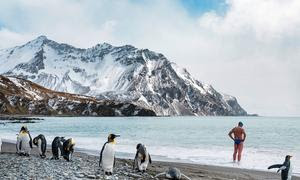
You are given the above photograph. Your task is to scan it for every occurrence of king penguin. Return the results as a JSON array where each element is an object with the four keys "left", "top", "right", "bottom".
[
  {"left": 16, "top": 126, "right": 33, "bottom": 156},
  {"left": 155, "top": 167, "right": 191, "bottom": 180},
  {"left": 33, "top": 134, "right": 47, "bottom": 158},
  {"left": 99, "top": 134, "right": 120, "bottom": 175},
  {"left": 51, "top": 136, "right": 66, "bottom": 160},
  {"left": 133, "top": 143, "right": 152, "bottom": 172},
  {"left": 0, "top": 137, "right": 2, "bottom": 153},
  {"left": 268, "top": 155, "right": 293, "bottom": 180},
  {"left": 62, "top": 138, "right": 75, "bottom": 161}
]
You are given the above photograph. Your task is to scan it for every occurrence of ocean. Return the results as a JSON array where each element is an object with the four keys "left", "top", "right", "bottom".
[{"left": 1, "top": 116, "right": 299, "bottom": 175}]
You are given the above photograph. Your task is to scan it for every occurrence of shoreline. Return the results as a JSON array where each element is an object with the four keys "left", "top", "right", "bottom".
[{"left": 1, "top": 141, "right": 298, "bottom": 179}]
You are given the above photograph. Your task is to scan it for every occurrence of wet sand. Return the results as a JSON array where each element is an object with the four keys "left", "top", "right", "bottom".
[{"left": 0, "top": 141, "right": 298, "bottom": 180}]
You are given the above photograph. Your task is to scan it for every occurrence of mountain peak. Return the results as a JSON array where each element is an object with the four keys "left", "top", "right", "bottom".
[
  {"left": 94, "top": 42, "right": 113, "bottom": 49},
  {"left": 24, "top": 35, "right": 49, "bottom": 48},
  {"left": 36, "top": 35, "right": 48, "bottom": 41},
  {"left": 31, "top": 35, "right": 48, "bottom": 43}
]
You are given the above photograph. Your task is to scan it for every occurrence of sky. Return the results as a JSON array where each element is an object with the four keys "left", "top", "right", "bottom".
[{"left": 0, "top": 0, "right": 299, "bottom": 116}]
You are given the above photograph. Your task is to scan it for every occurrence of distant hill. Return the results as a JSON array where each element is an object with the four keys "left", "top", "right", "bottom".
[{"left": 0, "top": 75, "right": 155, "bottom": 116}]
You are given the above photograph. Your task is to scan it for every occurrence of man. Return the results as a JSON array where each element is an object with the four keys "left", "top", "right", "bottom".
[{"left": 228, "top": 122, "right": 246, "bottom": 163}]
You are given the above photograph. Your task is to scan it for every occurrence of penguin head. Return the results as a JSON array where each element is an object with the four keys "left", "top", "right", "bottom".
[
  {"left": 108, "top": 134, "right": 120, "bottom": 143},
  {"left": 285, "top": 155, "right": 292, "bottom": 161},
  {"left": 136, "top": 143, "right": 143, "bottom": 149},
  {"left": 20, "top": 125, "right": 28, "bottom": 132}
]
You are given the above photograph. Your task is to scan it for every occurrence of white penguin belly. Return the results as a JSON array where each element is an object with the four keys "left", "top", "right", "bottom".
[
  {"left": 139, "top": 153, "right": 149, "bottom": 171},
  {"left": 0, "top": 138, "right": 2, "bottom": 153},
  {"left": 140, "top": 161, "right": 149, "bottom": 171},
  {"left": 102, "top": 143, "right": 115, "bottom": 172},
  {"left": 38, "top": 139, "right": 42, "bottom": 155},
  {"left": 19, "top": 133, "right": 31, "bottom": 154}
]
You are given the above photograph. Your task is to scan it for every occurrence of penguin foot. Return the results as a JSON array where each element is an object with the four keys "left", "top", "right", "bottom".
[{"left": 105, "top": 172, "right": 112, "bottom": 176}]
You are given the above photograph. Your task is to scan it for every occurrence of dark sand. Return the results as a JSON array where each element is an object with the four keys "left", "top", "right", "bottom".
[{"left": 0, "top": 141, "right": 298, "bottom": 180}]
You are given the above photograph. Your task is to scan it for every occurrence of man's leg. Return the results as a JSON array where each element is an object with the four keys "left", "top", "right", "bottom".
[
  {"left": 237, "top": 143, "right": 244, "bottom": 162},
  {"left": 233, "top": 144, "right": 238, "bottom": 162}
]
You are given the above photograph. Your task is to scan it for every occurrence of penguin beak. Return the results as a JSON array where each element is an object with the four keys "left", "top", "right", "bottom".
[{"left": 115, "top": 135, "right": 120, "bottom": 137}]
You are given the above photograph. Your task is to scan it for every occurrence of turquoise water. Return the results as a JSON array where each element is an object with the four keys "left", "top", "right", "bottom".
[{"left": 1, "top": 116, "right": 299, "bottom": 175}]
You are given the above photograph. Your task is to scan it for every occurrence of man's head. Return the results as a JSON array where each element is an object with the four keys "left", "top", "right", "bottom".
[{"left": 238, "top": 122, "right": 243, "bottom": 127}]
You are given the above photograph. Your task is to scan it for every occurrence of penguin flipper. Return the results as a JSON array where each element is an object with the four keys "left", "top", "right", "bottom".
[
  {"left": 133, "top": 152, "right": 139, "bottom": 170},
  {"left": 181, "top": 173, "right": 192, "bottom": 180},
  {"left": 29, "top": 132, "right": 33, "bottom": 149},
  {"left": 99, "top": 142, "right": 107, "bottom": 167},
  {"left": 114, "top": 156, "right": 116, "bottom": 168},
  {"left": 149, "top": 154, "right": 152, "bottom": 164},
  {"left": 277, "top": 165, "right": 287, "bottom": 173},
  {"left": 268, "top": 164, "right": 283, "bottom": 169},
  {"left": 155, "top": 172, "right": 166, "bottom": 178}
]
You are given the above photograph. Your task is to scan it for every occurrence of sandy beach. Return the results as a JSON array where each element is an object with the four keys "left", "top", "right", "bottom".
[{"left": 1, "top": 141, "right": 298, "bottom": 180}]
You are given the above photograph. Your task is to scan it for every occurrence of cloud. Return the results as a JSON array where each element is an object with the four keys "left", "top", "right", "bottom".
[{"left": 0, "top": 0, "right": 299, "bottom": 116}]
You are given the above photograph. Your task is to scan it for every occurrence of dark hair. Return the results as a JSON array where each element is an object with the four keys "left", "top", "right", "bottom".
[{"left": 238, "top": 122, "right": 243, "bottom": 127}]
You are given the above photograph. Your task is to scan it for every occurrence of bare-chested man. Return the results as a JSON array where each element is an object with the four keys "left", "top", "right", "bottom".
[{"left": 228, "top": 122, "right": 246, "bottom": 163}]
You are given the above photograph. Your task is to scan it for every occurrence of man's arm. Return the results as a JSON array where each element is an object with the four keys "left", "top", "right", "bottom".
[
  {"left": 242, "top": 129, "right": 246, "bottom": 141},
  {"left": 228, "top": 128, "right": 235, "bottom": 141}
]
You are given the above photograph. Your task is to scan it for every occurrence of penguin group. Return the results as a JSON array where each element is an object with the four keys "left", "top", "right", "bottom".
[
  {"left": 98, "top": 134, "right": 193, "bottom": 180},
  {"left": 15, "top": 126, "right": 75, "bottom": 162},
  {"left": 9, "top": 126, "right": 294, "bottom": 180}
]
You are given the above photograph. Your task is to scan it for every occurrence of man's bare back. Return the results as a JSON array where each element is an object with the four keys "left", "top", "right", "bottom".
[{"left": 230, "top": 127, "right": 245, "bottom": 140}]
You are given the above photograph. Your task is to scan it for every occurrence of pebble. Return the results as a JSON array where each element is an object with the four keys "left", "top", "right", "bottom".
[{"left": 0, "top": 153, "right": 155, "bottom": 180}]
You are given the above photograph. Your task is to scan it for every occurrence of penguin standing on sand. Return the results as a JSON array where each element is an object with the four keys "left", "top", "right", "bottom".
[
  {"left": 16, "top": 126, "right": 32, "bottom": 156},
  {"left": 62, "top": 138, "right": 75, "bottom": 161},
  {"left": 33, "top": 134, "right": 47, "bottom": 158},
  {"left": 99, "top": 134, "right": 120, "bottom": 175},
  {"left": 133, "top": 143, "right": 152, "bottom": 172},
  {"left": 155, "top": 167, "right": 191, "bottom": 180},
  {"left": 268, "top": 155, "right": 293, "bottom": 180},
  {"left": 0, "top": 138, "right": 2, "bottom": 153},
  {"left": 51, "top": 136, "right": 66, "bottom": 159}
]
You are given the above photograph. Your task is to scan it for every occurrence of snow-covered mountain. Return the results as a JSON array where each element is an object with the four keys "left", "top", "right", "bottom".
[
  {"left": 0, "top": 75, "right": 155, "bottom": 116},
  {"left": 0, "top": 36, "right": 247, "bottom": 116}
]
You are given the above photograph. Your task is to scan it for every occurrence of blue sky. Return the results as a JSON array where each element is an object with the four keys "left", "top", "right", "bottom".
[{"left": 179, "top": 0, "right": 227, "bottom": 16}]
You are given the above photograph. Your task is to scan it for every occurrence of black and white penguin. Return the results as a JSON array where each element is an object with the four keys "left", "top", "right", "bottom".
[
  {"left": 155, "top": 167, "right": 191, "bottom": 180},
  {"left": 268, "top": 155, "right": 293, "bottom": 180},
  {"left": 133, "top": 143, "right": 152, "bottom": 172},
  {"left": 16, "top": 126, "right": 33, "bottom": 156},
  {"left": 51, "top": 136, "right": 65, "bottom": 160},
  {"left": 0, "top": 138, "right": 2, "bottom": 153},
  {"left": 99, "top": 134, "right": 120, "bottom": 175},
  {"left": 62, "top": 138, "right": 75, "bottom": 161},
  {"left": 33, "top": 134, "right": 47, "bottom": 158}
]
